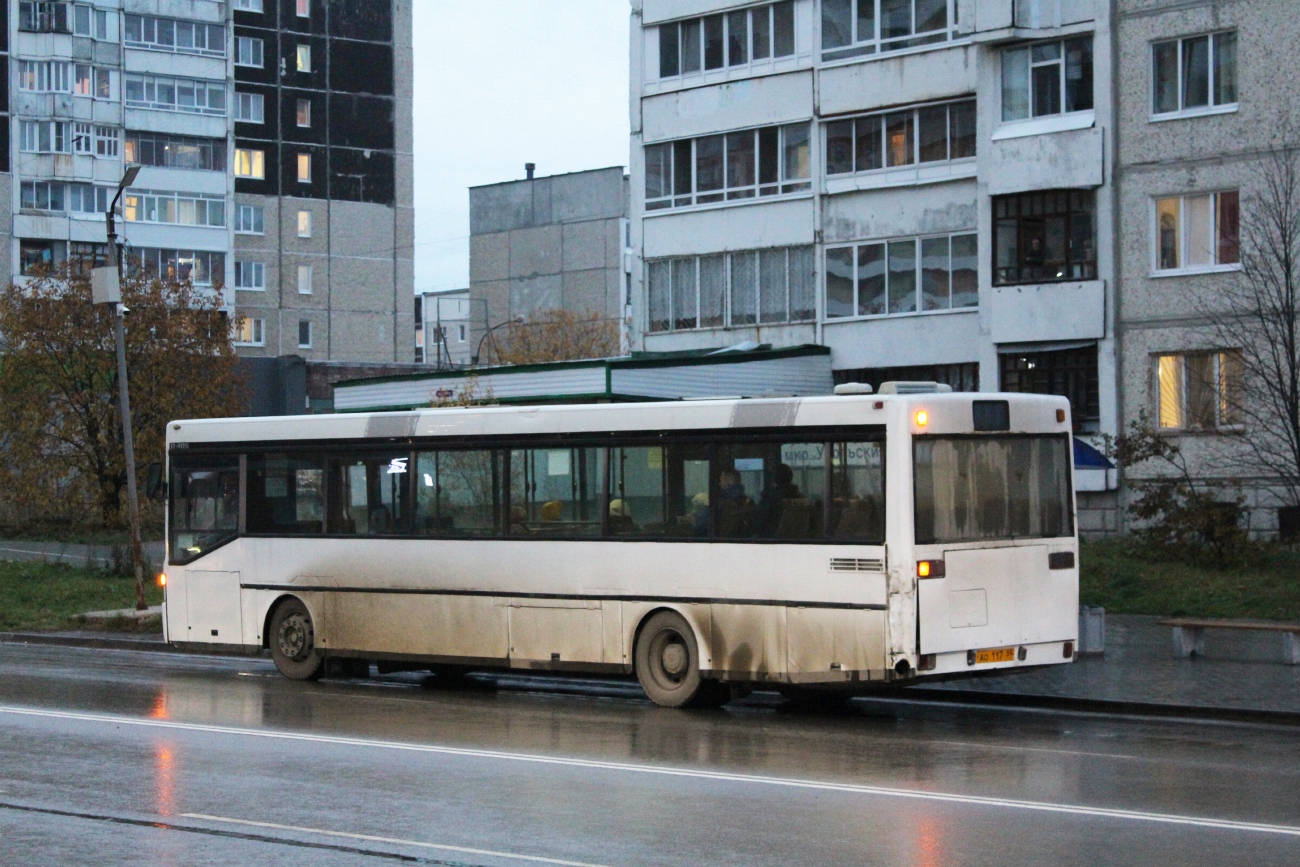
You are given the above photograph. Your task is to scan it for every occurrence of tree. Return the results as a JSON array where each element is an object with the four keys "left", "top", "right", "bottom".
[
  {"left": 0, "top": 264, "right": 248, "bottom": 530},
  {"left": 1191, "top": 138, "right": 1300, "bottom": 510},
  {"left": 483, "top": 309, "right": 621, "bottom": 365}
]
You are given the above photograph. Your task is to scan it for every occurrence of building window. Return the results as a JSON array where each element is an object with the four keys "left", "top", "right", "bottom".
[
  {"left": 296, "top": 44, "right": 312, "bottom": 72},
  {"left": 297, "top": 153, "right": 312, "bottom": 182},
  {"left": 1001, "top": 37, "right": 1094, "bottom": 122},
  {"left": 1155, "top": 351, "right": 1243, "bottom": 431},
  {"left": 234, "top": 148, "right": 265, "bottom": 179},
  {"left": 123, "top": 191, "right": 226, "bottom": 227},
  {"left": 125, "top": 133, "right": 225, "bottom": 171},
  {"left": 993, "top": 190, "right": 1097, "bottom": 285},
  {"left": 235, "top": 317, "right": 265, "bottom": 346},
  {"left": 298, "top": 264, "right": 313, "bottom": 294},
  {"left": 826, "top": 233, "right": 976, "bottom": 319},
  {"left": 20, "top": 240, "right": 60, "bottom": 275},
  {"left": 298, "top": 320, "right": 313, "bottom": 348},
  {"left": 235, "top": 260, "right": 265, "bottom": 290},
  {"left": 124, "top": 74, "right": 227, "bottom": 115},
  {"left": 1000, "top": 344, "right": 1100, "bottom": 432},
  {"left": 128, "top": 248, "right": 225, "bottom": 286},
  {"left": 1153, "top": 32, "right": 1236, "bottom": 117},
  {"left": 236, "top": 92, "right": 265, "bottom": 123},
  {"left": 647, "top": 245, "right": 815, "bottom": 332},
  {"left": 22, "top": 181, "right": 110, "bottom": 215},
  {"left": 1154, "top": 192, "right": 1240, "bottom": 272},
  {"left": 21, "top": 181, "right": 65, "bottom": 211},
  {"left": 73, "top": 122, "right": 93, "bottom": 154},
  {"left": 235, "top": 204, "right": 265, "bottom": 234},
  {"left": 20, "top": 121, "right": 71, "bottom": 153},
  {"left": 644, "top": 123, "right": 810, "bottom": 210},
  {"left": 658, "top": 2, "right": 795, "bottom": 79},
  {"left": 19, "top": 2, "right": 70, "bottom": 33},
  {"left": 125, "top": 15, "right": 225, "bottom": 56},
  {"left": 235, "top": 36, "right": 264, "bottom": 67},
  {"left": 458, "top": 324, "right": 467, "bottom": 343},
  {"left": 825, "top": 99, "right": 975, "bottom": 176},
  {"left": 297, "top": 210, "right": 312, "bottom": 237},
  {"left": 69, "top": 242, "right": 109, "bottom": 270},
  {"left": 233, "top": 0, "right": 264, "bottom": 11},
  {"left": 95, "top": 126, "right": 119, "bottom": 158},
  {"left": 18, "top": 61, "right": 73, "bottom": 92},
  {"left": 73, "top": 6, "right": 109, "bottom": 39},
  {"left": 822, "top": 0, "right": 956, "bottom": 62},
  {"left": 297, "top": 0, "right": 310, "bottom": 17},
  {"left": 833, "top": 362, "right": 979, "bottom": 393},
  {"left": 297, "top": 98, "right": 311, "bottom": 127}
]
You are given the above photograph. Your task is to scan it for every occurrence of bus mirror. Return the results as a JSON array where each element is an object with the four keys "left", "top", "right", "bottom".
[{"left": 146, "top": 462, "right": 166, "bottom": 500}]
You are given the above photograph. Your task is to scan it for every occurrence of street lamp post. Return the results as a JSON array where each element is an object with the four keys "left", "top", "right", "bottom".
[
  {"left": 471, "top": 315, "right": 524, "bottom": 366},
  {"left": 96, "top": 165, "right": 147, "bottom": 610}
]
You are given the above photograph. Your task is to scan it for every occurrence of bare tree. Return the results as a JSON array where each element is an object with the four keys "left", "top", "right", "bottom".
[
  {"left": 1193, "top": 138, "right": 1300, "bottom": 508},
  {"left": 484, "top": 309, "right": 620, "bottom": 366}
]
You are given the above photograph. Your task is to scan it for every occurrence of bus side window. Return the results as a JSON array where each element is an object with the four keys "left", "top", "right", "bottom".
[
  {"left": 415, "top": 449, "right": 501, "bottom": 537},
  {"left": 607, "top": 446, "right": 666, "bottom": 537},
  {"left": 663, "top": 443, "right": 711, "bottom": 537},
  {"left": 828, "top": 441, "right": 885, "bottom": 543},
  {"left": 509, "top": 448, "right": 601, "bottom": 537},
  {"left": 247, "top": 453, "right": 325, "bottom": 535},
  {"left": 716, "top": 441, "right": 826, "bottom": 540},
  {"left": 327, "top": 452, "right": 411, "bottom": 536}
]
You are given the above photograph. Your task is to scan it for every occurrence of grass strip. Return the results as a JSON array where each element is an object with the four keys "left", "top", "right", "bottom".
[{"left": 0, "top": 560, "right": 163, "bottom": 632}]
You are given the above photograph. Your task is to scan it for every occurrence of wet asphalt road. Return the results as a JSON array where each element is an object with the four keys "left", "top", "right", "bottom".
[{"left": 1, "top": 644, "right": 1298, "bottom": 866}]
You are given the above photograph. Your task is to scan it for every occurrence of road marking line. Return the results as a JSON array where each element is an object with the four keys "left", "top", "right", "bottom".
[
  {"left": 181, "top": 814, "right": 612, "bottom": 867},
  {"left": 3, "top": 704, "right": 1299, "bottom": 838}
]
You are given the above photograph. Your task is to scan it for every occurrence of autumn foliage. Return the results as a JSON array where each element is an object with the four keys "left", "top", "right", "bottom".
[
  {"left": 486, "top": 309, "right": 621, "bottom": 365},
  {"left": 0, "top": 265, "right": 247, "bottom": 531}
]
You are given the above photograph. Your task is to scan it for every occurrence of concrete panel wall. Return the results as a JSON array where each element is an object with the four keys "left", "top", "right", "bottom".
[
  {"left": 822, "top": 311, "right": 982, "bottom": 369},
  {"left": 990, "top": 281, "right": 1105, "bottom": 344},
  {"left": 822, "top": 181, "right": 978, "bottom": 243},
  {"left": 819, "top": 45, "right": 977, "bottom": 117},
  {"left": 642, "top": 70, "right": 814, "bottom": 141},
  {"left": 643, "top": 198, "right": 815, "bottom": 257},
  {"left": 986, "top": 128, "right": 1104, "bottom": 195}
]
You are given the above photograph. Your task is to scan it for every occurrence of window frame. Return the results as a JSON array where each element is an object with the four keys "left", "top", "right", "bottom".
[
  {"left": 234, "top": 148, "right": 265, "bottom": 179},
  {"left": 1152, "top": 350, "right": 1244, "bottom": 432},
  {"left": 234, "top": 316, "right": 266, "bottom": 346},
  {"left": 1000, "top": 36, "right": 1094, "bottom": 125},
  {"left": 992, "top": 189, "right": 1098, "bottom": 286},
  {"left": 297, "top": 263, "right": 313, "bottom": 295},
  {"left": 234, "top": 260, "right": 266, "bottom": 291},
  {"left": 297, "top": 210, "right": 312, "bottom": 238},
  {"left": 235, "top": 203, "right": 265, "bottom": 235},
  {"left": 234, "top": 35, "right": 264, "bottom": 68},
  {"left": 824, "top": 97, "right": 976, "bottom": 180},
  {"left": 1151, "top": 31, "right": 1238, "bottom": 120},
  {"left": 644, "top": 122, "right": 811, "bottom": 211},
  {"left": 646, "top": 245, "right": 816, "bottom": 333},
  {"left": 235, "top": 92, "right": 265, "bottom": 124},
  {"left": 296, "top": 153, "right": 312, "bottom": 183},
  {"left": 1151, "top": 191, "right": 1241, "bottom": 275},
  {"left": 821, "top": 0, "right": 958, "bottom": 63},
  {"left": 656, "top": 2, "right": 796, "bottom": 81},
  {"left": 298, "top": 319, "right": 313, "bottom": 349},
  {"left": 824, "top": 232, "right": 978, "bottom": 322}
]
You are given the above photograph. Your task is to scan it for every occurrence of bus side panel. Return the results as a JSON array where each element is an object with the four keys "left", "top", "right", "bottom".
[
  {"left": 316, "top": 592, "right": 509, "bottom": 660},
  {"left": 786, "top": 608, "right": 887, "bottom": 683},
  {"left": 508, "top": 600, "right": 604, "bottom": 666},
  {"left": 710, "top": 604, "right": 786, "bottom": 682}
]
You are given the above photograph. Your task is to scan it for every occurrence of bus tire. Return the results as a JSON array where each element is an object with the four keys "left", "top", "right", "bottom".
[
  {"left": 634, "top": 610, "right": 714, "bottom": 708},
  {"left": 269, "top": 598, "right": 324, "bottom": 681}
]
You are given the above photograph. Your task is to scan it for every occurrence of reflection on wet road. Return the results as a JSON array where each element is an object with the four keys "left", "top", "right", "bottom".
[{"left": 1, "top": 643, "right": 1298, "bottom": 866}]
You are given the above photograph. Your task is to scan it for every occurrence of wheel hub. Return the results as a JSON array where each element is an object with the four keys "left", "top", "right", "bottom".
[
  {"left": 661, "top": 642, "right": 687, "bottom": 677},
  {"left": 278, "top": 613, "right": 312, "bottom": 661}
]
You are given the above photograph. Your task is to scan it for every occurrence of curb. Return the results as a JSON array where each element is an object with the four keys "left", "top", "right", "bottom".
[{"left": 0, "top": 632, "right": 176, "bottom": 654}]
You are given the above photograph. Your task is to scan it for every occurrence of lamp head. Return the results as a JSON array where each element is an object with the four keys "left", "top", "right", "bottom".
[{"left": 120, "top": 164, "right": 142, "bottom": 189}]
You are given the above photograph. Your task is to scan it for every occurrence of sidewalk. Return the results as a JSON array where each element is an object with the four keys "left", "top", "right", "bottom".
[
  {"left": 913, "top": 614, "right": 1300, "bottom": 717},
  {"left": 0, "top": 538, "right": 166, "bottom": 569}
]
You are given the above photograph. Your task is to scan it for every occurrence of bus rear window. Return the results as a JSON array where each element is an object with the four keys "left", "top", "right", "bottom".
[{"left": 913, "top": 435, "right": 1072, "bottom": 544}]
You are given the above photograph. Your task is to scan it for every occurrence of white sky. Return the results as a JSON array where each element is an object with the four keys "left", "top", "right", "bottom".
[{"left": 412, "top": 1, "right": 632, "bottom": 294}]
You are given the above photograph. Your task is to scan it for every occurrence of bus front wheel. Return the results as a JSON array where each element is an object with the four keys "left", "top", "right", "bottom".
[
  {"left": 269, "top": 598, "right": 324, "bottom": 681},
  {"left": 635, "top": 611, "right": 721, "bottom": 708}
]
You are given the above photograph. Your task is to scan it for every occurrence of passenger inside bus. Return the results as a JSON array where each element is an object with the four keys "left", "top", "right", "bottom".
[{"left": 608, "top": 499, "right": 638, "bottom": 534}]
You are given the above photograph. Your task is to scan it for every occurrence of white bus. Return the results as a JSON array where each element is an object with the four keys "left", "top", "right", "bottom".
[{"left": 162, "top": 388, "right": 1079, "bottom": 707}]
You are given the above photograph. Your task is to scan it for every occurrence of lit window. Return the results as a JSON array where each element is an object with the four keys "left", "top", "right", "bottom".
[
  {"left": 296, "top": 44, "right": 312, "bottom": 72},
  {"left": 298, "top": 264, "right": 313, "bottom": 294},
  {"left": 297, "top": 0, "right": 310, "bottom": 17},
  {"left": 1154, "top": 192, "right": 1240, "bottom": 271},
  {"left": 1155, "top": 351, "right": 1243, "bottom": 431},
  {"left": 235, "top": 317, "right": 265, "bottom": 346},
  {"left": 1001, "top": 37, "right": 1094, "bottom": 122},
  {"left": 296, "top": 98, "right": 311, "bottom": 127},
  {"left": 234, "top": 148, "right": 265, "bottom": 179},
  {"left": 298, "top": 320, "right": 313, "bottom": 348},
  {"left": 297, "top": 153, "right": 311, "bottom": 182},
  {"left": 297, "top": 210, "right": 311, "bottom": 237},
  {"left": 1153, "top": 32, "right": 1237, "bottom": 117}
]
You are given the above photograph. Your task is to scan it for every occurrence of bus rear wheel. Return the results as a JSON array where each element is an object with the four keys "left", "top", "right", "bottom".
[
  {"left": 635, "top": 611, "right": 720, "bottom": 708},
  {"left": 269, "top": 598, "right": 324, "bottom": 681}
]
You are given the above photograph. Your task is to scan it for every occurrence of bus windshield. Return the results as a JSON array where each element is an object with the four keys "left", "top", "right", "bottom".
[{"left": 913, "top": 434, "right": 1072, "bottom": 544}]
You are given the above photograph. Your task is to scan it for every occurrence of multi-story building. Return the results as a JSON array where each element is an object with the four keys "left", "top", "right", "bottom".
[
  {"left": 469, "top": 165, "right": 630, "bottom": 357},
  {"left": 628, "top": 0, "right": 1120, "bottom": 531},
  {"left": 2, "top": 0, "right": 412, "bottom": 363},
  {"left": 414, "top": 287, "right": 471, "bottom": 367},
  {"left": 1115, "top": 0, "right": 1298, "bottom": 536}
]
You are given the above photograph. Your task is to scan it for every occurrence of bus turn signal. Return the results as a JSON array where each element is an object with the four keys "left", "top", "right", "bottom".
[
  {"left": 917, "top": 560, "right": 945, "bottom": 579},
  {"left": 915, "top": 410, "right": 928, "bottom": 427},
  {"left": 157, "top": 573, "right": 167, "bottom": 588}
]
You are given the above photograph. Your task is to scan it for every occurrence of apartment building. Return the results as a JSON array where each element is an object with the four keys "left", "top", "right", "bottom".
[
  {"left": 2, "top": 0, "right": 412, "bottom": 363},
  {"left": 414, "top": 287, "right": 471, "bottom": 367},
  {"left": 1115, "top": 0, "right": 1298, "bottom": 536},
  {"left": 628, "top": 0, "right": 1119, "bottom": 529}
]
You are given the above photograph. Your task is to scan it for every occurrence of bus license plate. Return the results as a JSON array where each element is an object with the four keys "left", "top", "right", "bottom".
[{"left": 974, "top": 647, "right": 1016, "bottom": 664}]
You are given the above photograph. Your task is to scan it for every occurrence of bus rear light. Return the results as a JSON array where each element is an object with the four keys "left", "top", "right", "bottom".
[
  {"left": 1056, "top": 409, "right": 1066, "bottom": 423},
  {"left": 915, "top": 410, "right": 928, "bottom": 427},
  {"left": 1063, "top": 641, "right": 1074, "bottom": 658},
  {"left": 917, "top": 559, "right": 945, "bottom": 578},
  {"left": 157, "top": 573, "right": 167, "bottom": 588},
  {"left": 918, "top": 653, "right": 936, "bottom": 671}
]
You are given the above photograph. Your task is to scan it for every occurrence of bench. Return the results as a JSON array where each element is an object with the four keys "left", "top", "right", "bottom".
[{"left": 1157, "top": 618, "right": 1300, "bottom": 665}]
